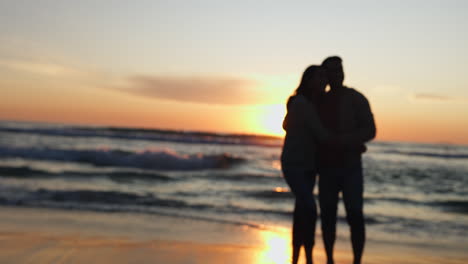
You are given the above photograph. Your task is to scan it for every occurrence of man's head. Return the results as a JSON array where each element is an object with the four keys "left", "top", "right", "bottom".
[{"left": 322, "top": 56, "right": 344, "bottom": 89}]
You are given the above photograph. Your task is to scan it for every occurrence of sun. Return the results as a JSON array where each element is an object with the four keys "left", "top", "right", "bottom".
[
  {"left": 261, "top": 104, "right": 287, "bottom": 137},
  {"left": 247, "top": 104, "right": 286, "bottom": 137}
]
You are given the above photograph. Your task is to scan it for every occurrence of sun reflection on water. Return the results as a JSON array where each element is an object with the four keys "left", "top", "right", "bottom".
[{"left": 274, "top": 187, "right": 289, "bottom": 193}]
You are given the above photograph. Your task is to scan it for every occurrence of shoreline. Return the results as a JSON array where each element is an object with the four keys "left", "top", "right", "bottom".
[{"left": 0, "top": 206, "right": 466, "bottom": 264}]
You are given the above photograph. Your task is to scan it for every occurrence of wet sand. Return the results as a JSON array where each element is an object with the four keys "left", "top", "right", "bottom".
[{"left": 0, "top": 206, "right": 465, "bottom": 264}]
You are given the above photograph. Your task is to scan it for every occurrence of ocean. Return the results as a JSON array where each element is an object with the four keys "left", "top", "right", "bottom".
[{"left": 0, "top": 120, "right": 467, "bottom": 248}]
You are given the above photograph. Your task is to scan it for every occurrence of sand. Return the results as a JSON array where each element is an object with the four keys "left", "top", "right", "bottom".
[{"left": 0, "top": 206, "right": 466, "bottom": 264}]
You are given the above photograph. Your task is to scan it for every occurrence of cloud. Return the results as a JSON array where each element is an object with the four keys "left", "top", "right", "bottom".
[
  {"left": 412, "top": 93, "right": 459, "bottom": 101},
  {"left": 0, "top": 59, "right": 79, "bottom": 76},
  {"left": 119, "top": 75, "right": 271, "bottom": 105},
  {"left": 0, "top": 57, "right": 283, "bottom": 106}
]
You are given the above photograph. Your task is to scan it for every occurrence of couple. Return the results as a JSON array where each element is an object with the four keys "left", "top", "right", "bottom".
[{"left": 281, "top": 56, "right": 376, "bottom": 264}]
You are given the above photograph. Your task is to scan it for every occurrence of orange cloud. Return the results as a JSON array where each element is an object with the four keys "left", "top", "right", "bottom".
[{"left": 119, "top": 75, "right": 273, "bottom": 105}]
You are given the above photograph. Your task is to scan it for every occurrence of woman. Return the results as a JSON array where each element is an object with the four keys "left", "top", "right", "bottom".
[{"left": 281, "top": 65, "right": 330, "bottom": 264}]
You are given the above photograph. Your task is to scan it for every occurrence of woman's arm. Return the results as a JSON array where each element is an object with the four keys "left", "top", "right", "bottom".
[
  {"left": 293, "top": 96, "right": 329, "bottom": 142},
  {"left": 282, "top": 113, "right": 289, "bottom": 131}
]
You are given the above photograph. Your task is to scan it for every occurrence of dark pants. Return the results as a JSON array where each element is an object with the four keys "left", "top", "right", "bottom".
[
  {"left": 282, "top": 168, "right": 317, "bottom": 248},
  {"left": 319, "top": 163, "right": 365, "bottom": 264}
]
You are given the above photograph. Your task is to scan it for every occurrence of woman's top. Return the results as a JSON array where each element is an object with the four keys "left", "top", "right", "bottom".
[{"left": 281, "top": 94, "right": 329, "bottom": 170}]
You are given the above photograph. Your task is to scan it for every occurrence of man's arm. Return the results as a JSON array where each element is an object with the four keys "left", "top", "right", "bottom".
[
  {"left": 341, "top": 90, "right": 376, "bottom": 144},
  {"left": 356, "top": 92, "right": 376, "bottom": 142}
]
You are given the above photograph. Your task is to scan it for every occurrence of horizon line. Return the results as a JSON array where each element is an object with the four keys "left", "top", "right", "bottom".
[{"left": 1, "top": 118, "right": 467, "bottom": 147}]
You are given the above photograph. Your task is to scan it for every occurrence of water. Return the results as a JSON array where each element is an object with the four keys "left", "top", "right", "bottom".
[{"left": 0, "top": 121, "right": 467, "bottom": 247}]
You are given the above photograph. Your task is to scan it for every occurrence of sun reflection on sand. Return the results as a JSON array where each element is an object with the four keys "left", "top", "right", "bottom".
[
  {"left": 253, "top": 227, "right": 329, "bottom": 264},
  {"left": 255, "top": 230, "right": 291, "bottom": 264}
]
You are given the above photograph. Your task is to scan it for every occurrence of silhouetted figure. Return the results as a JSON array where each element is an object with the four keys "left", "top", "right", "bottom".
[
  {"left": 281, "top": 65, "right": 329, "bottom": 264},
  {"left": 317, "top": 56, "right": 376, "bottom": 264}
]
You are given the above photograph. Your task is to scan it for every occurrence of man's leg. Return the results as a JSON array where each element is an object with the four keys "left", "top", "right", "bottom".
[
  {"left": 318, "top": 169, "right": 340, "bottom": 264},
  {"left": 342, "top": 164, "right": 365, "bottom": 264}
]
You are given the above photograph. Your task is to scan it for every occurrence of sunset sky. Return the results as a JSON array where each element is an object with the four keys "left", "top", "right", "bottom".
[{"left": 1, "top": 0, "right": 468, "bottom": 144}]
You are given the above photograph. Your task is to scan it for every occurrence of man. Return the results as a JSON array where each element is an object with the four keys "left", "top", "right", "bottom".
[{"left": 317, "top": 56, "right": 376, "bottom": 264}]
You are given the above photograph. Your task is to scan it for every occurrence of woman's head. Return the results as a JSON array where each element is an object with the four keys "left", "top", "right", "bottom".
[{"left": 294, "top": 65, "right": 327, "bottom": 100}]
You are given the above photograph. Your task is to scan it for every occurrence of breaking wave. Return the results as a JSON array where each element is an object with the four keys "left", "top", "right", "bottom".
[{"left": 0, "top": 146, "right": 245, "bottom": 171}]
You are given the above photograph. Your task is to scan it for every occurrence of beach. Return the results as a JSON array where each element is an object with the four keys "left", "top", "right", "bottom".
[
  {"left": 0, "top": 121, "right": 467, "bottom": 263},
  {"left": 0, "top": 206, "right": 466, "bottom": 264},
  {"left": 2, "top": 1, "right": 468, "bottom": 262}
]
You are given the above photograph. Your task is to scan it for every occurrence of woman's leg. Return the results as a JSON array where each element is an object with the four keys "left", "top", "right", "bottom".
[
  {"left": 283, "top": 168, "right": 317, "bottom": 212},
  {"left": 293, "top": 197, "right": 316, "bottom": 264},
  {"left": 304, "top": 170, "right": 317, "bottom": 264},
  {"left": 286, "top": 168, "right": 317, "bottom": 264},
  {"left": 292, "top": 199, "right": 304, "bottom": 264},
  {"left": 292, "top": 199, "right": 303, "bottom": 264}
]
